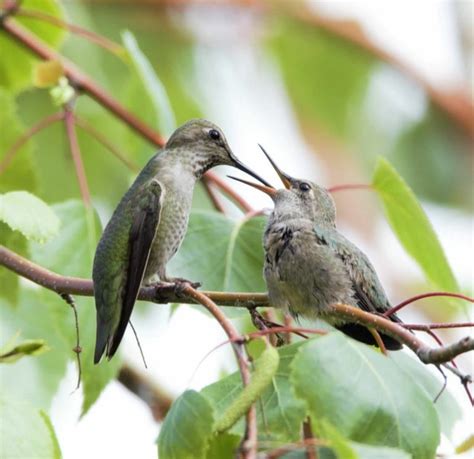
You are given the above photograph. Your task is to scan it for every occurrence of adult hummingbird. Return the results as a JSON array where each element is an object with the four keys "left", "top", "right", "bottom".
[
  {"left": 229, "top": 146, "right": 402, "bottom": 350},
  {"left": 93, "top": 119, "right": 270, "bottom": 363}
]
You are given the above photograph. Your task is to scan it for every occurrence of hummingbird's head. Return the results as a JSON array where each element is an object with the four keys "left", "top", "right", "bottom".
[
  {"left": 228, "top": 145, "right": 336, "bottom": 226},
  {"left": 165, "top": 119, "right": 271, "bottom": 186}
]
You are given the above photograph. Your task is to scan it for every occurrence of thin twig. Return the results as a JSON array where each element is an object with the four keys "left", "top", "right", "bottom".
[
  {"left": 384, "top": 291, "right": 474, "bottom": 317},
  {"left": 302, "top": 418, "right": 317, "bottom": 459},
  {"left": 128, "top": 320, "right": 148, "bottom": 369},
  {"left": 419, "top": 327, "right": 471, "bottom": 401},
  {"left": 73, "top": 114, "right": 139, "bottom": 172},
  {"left": 205, "top": 172, "right": 254, "bottom": 213},
  {"left": 403, "top": 322, "right": 474, "bottom": 330},
  {"left": 64, "top": 100, "right": 91, "bottom": 208},
  {"left": 16, "top": 8, "right": 125, "bottom": 55},
  {"left": 265, "top": 439, "right": 327, "bottom": 459},
  {"left": 201, "top": 175, "right": 227, "bottom": 213},
  {"left": 182, "top": 285, "right": 257, "bottom": 459},
  {"left": 331, "top": 303, "right": 474, "bottom": 395},
  {"left": 59, "top": 293, "right": 82, "bottom": 391},
  {"left": 368, "top": 327, "right": 387, "bottom": 355},
  {"left": 327, "top": 183, "right": 372, "bottom": 193},
  {"left": 0, "top": 112, "right": 64, "bottom": 175}
]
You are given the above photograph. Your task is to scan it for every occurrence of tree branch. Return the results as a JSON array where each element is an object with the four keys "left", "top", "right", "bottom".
[
  {"left": 1, "top": 245, "right": 472, "bottom": 371},
  {"left": 117, "top": 363, "right": 174, "bottom": 422},
  {"left": 0, "top": 245, "right": 268, "bottom": 307},
  {"left": 331, "top": 303, "right": 474, "bottom": 368},
  {"left": 1, "top": 17, "right": 167, "bottom": 148}
]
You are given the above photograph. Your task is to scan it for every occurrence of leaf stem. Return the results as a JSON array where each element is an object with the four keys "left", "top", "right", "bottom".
[
  {"left": 73, "top": 114, "right": 139, "bottom": 172},
  {"left": 16, "top": 8, "right": 125, "bottom": 55},
  {"left": 384, "top": 292, "right": 474, "bottom": 317},
  {"left": 0, "top": 111, "right": 64, "bottom": 175},
  {"left": 327, "top": 183, "right": 372, "bottom": 193},
  {"left": 64, "top": 101, "right": 91, "bottom": 208}
]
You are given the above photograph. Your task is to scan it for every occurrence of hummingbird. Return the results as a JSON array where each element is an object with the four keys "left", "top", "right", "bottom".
[
  {"left": 93, "top": 119, "right": 271, "bottom": 363},
  {"left": 229, "top": 146, "right": 402, "bottom": 350}
]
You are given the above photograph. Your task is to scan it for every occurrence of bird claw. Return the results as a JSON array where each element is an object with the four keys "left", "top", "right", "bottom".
[
  {"left": 169, "top": 278, "right": 202, "bottom": 298},
  {"left": 249, "top": 308, "right": 285, "bottom": 346}
]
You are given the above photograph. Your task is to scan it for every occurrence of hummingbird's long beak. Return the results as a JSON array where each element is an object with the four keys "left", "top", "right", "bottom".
[
  {"left": 258, "top": 144, "right": 292, "bottom": 190},
  {"left": 228, "top": 150, "right": 272, "bottom": 187},
  {"left": 227, "top": 175, "right": 277, "bottom": 197}
]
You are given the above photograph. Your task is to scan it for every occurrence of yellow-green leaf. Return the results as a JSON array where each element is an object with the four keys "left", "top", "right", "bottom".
[
  {"left": 372, "top": 157, "right": 458, "bottom": 292},
  {"left": 0, "top": 191, "right": 60, "bottom": 243},
  {"left": 0, "top": 337, "right": 49, "bottom": 363},
  {"left": 34, "top": 60, "right": 64, "bottom": 88}
]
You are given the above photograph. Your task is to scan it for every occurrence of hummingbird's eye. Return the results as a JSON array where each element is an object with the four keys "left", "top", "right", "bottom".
[
  {"left": 209, "top": 129, "right": 221, "bottom": 141},
  {"left": 299, "top": 182, "right": 311, "bottom": 192}
]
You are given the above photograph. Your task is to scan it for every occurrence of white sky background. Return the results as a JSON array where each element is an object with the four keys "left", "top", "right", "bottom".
[{"left": 51, "top": 1, "right": 473, "bottom": 458}]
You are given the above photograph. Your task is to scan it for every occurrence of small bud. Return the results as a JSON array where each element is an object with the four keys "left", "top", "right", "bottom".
[{"left": 50, "top": 77, "right": 75, "bottom": 106}]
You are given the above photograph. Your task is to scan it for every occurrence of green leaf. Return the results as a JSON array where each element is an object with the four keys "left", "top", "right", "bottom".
[
  {"left": 202, "top": 342, "right": 306, "bottom": 442},
  {"left": 0, "top": 395, "right": 61, "bottom": 459},
  {"left": 0, "top": 336, "right": 49, "bottom": 363},
  {"left": 0, "top": 89, "right": 37, "bottom": 194},
  {"left": 29, "top": 200, "right": 120, "bottom": 415},
  {"left": 158, "top": 390, "right": 215, "bottom": 459},
  {"left": 206, "top": 433, "right": 240, "bottom": 459},
  {"left": 372, "top": 157, "right": 458, "bottom": 293},
  {"left": 215, "top": 343, "right": 279, "bottom": 433},
  {"left": 169, "top": 211, "right": 266, "bottom": 293},
  {"left": 0, "top": 191, "right": 60, "bottom": 242},
  {"left": 268, "top": 17, "right": 373, "bottom": 141},
  {"left": 122, "top": 30, "right": 176, "bottom": 136},
  {"left": 291, "top": 333, "right": 440, "bottom": 459},
  {"left": 351, "top": 442, "right": 411, "bottom": 459},
  {"left": 0, "top": 291, "right": 70, "bottom": 410},
  {"left": 0, "top": 0, "right": 66, "bottom": 93},
  {"left": 391, "top": 352, "right": 462, "bottom": 436},
  {"left": 0, "top": 222, "right": 29, "bottom": 304},
  {"left": 319, "top": 420, "right": 410, "bottom": 459}
]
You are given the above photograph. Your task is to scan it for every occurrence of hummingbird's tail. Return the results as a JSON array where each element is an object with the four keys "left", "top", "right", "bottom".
[
  {"left": 94, "top": 314, "right": 109, "bottom": 364},
  {"left": 336, "top": 323, "right": 403, "bottom": 351}
]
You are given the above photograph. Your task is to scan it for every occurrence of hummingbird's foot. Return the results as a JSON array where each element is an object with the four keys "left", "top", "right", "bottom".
[
  {"left": 249, "top": 308, "right": 285, "bottom": 346},
  {"left": 168, "top": 278, "right": 202, "bottom": 298}
]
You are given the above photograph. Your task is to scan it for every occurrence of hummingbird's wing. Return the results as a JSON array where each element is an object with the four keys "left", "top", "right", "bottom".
[
  {"left": 106, "top": 179, "right": 163, "bottom": 359},
  {"left": 314, "top": 226, "right": 402, "bottom": 350}
]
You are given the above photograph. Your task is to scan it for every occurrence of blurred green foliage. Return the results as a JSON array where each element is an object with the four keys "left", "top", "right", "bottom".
[{"left": 0, "top": 2, "right": 470, "bottom": 458}]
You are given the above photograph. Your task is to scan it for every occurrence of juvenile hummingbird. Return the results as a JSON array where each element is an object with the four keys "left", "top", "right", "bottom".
[
  {"left": 93, "top": 119, "right": 270, "bottom": 363},
  {"left": 230, "top": 147, "right": 402, "bottom": 350}
]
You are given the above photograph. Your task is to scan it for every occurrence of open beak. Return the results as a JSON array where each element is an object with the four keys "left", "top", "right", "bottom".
[
  {"left": 258, "top": 145, "right": 292, "bottom": 190},
  {"left": 227, "top": 175, "right": 277, "bottom": 197},
  {"left": 228, "top": 150, "right": 272, "bottom": 187}
]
